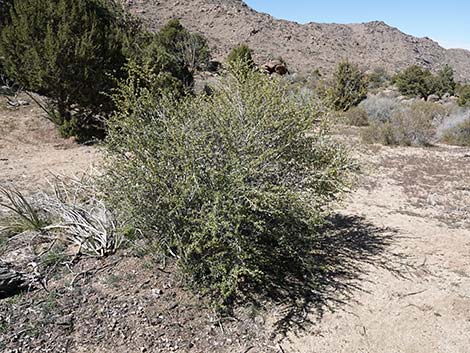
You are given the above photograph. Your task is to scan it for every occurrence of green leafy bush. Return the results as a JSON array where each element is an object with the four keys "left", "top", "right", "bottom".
[
  {"left": 432, "top": 65, "right": 456, "bottom": 97},
  {"left": 227, "top": 44, "right": 256, "bottom": 80},
  {"left": 327, "top": 60, "right": 368, "bottom": 112},
  {"left": 133, "top": 19, "right": 212, "bottom": 97},
  {"left": 457, "top": 84, "right": 470, "bottom": 107},
  {"left": 155, "top": 19, "right": 210, "bottom": 76},
  {"left": 102, "top": 68, "right": 352, "bottom": 310},
  {"left": 227, "top": 44, "right": 255, "bottom": 67}
]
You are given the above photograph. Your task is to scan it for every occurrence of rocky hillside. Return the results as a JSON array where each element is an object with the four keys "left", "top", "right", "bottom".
[{"left": 126, "top": 0, "right": 470, "bottom": 81}]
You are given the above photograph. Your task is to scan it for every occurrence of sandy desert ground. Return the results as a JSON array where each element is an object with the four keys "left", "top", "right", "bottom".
[{"left": 0, "top": 96, "right": 469, "bottom": 353}]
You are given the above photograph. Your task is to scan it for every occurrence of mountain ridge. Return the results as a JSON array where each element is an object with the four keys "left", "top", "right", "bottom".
[{"left": 127, "top": 0, "right": 470, "bottom": 81}]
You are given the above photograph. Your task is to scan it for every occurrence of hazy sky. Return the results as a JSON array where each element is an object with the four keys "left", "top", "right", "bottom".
[{"left": 244, "top": 0, "right": 470, "bottom": 50}]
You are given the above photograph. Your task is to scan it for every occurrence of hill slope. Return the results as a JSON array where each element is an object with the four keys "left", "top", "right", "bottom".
[{"left": 127, "top": 0, "right": 470, "bottom": 81}]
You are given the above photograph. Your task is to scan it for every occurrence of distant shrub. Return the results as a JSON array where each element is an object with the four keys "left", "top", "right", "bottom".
[
  {"left": 432, "top": 65, "right": 456, "bottom": 97},
  {"left": 359, "top": 96, "right": 405, "bottom": 123},
  {"left": 227, "top": 44, "right": 255, "bottom": 69},
  {"left": 151, "top": 19, "right": 210, "bottom": 88},
  {"left": 102, "top": 68, "right": 352, "bottom": 310},
  {"left": 367, "top": 67, "right": 390, "bottom": 90},
  {"left": 393, "top": 65, "right": 434, "bottom": 99},
  {"left": 457, "top": 84, "right": 470, "bottom": 107},
  {"left": 226, "top": 44, "right": 257, "bottom": 82},
  {"left": 394, "top": 64, "right": 456, "bottom": 100},
  {"left": 362, "top": 101, "right": 439, "bottom": 146},
  {"left": 344, "top": 106, "right": 369, "bottom": 126},
  {"left": 328, "top": 60, "right": 368, "bottom": 111},
  {"left": 437, "top": 109, "right": 470, "bottom": 146}
]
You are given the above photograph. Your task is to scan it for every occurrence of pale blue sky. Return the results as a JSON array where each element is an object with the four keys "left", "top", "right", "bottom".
[{"left": 244, "top": 0, "right": 470, "bottom": 50}]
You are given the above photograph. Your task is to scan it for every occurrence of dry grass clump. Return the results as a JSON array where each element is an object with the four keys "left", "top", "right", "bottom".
[
  {"left": 344, "top": 106, "right": 369, "bottom": 126},
  {"left": 0, "top": 175, "right": 126, "bottom": 257},
  {"left": 358, "top": 95, "right": 405, "bottom": 123},
  {"left": 43, "top": 175, "right": 125, "bottom": 257},
  {"left": 360, "top": 98, "right": 452, "bottom": 146},
  {"left": 437, "top": 109, "right": 470, "bottom": 146},
  {"left": 0, "top": 186, "right": 49, "bottom": 234}
]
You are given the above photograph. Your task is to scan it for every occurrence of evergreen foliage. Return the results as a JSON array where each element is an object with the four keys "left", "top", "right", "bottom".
[
  {"left": 0, "top": 2, "right": 210, "bottom": 140},
  {"left": 227, "top": 44, "right": 256, "bottom": 80},
  {"left": 393, "top": 64, "right": 456, "bottom": 99},
  {"left": 432, "top": 65, "right": 456, "bottom": 97},
  {"left": 328, "top": 60, "right": 368, "bottom": 111},
  {"left": 457, "top": 84, "right": 470, "bottom": 107},
  {"left": 154, "top": 19, "right": 210, "bottom": 76},
  {"left": 227, "top": 44, "right": 255, "bottom": 68},
  {"left": 139, "top": 19, "right": 210, "bottom": 94},
  {"left": 0, "top": 0, "right": 132, "bottom": 140},
  {"left": 393, "top": 65, "right": 433, "bottom": 99},
  {"left": 367, "top": 67, "right": 390, "bottom": 90}
]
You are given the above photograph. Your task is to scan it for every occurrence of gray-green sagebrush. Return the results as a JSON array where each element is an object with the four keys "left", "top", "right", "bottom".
[{"left": 102, "top": 65, "right": 353, "bottom": 310}]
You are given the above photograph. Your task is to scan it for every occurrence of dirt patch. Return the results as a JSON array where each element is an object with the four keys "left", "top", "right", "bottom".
[
  {"left": 0, "top": 95, "right": 101, "bottom": 193},
  {"left": 0, "top": 254, "right": 273, "bottom": 353}
]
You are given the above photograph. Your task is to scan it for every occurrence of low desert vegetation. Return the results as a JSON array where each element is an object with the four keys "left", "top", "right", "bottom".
[
  {"left": 344, "top": 106, "right": 369, "bottom": 126},
  {"left": 0, "top": 175, "right": 125, "bottom": 257},
  {"left": 0, "top": 0, "right": 357, "bottom": 314},
  {"left": 226, "top": 43, "right": 257, "bottom": 81},
  {"left": 359, "top": 95, "right": 405, "bottom": 123},
  {"left": 227, "top": 43, "right": 256, "bottom": 69},
  {"left": 367, "top": 67, "right": 391, "bottom": 90},
  {"left": 437, "top": 109, "right": 470, "bottom": 146},
  {"left": 353, "top": 94, "right": 470, "bottom": 146},
  {"left": 0, "top": 186, "right": 49, "bottom": 235},
  {"left": 361, "top": 101, "right": 439, "bottom": 146},
  {"left": 1, "top": 0, "right": 469, "bottom": 341},
  {"left": 457, "top": 84, "right": 470, "bottom": 107},
  {"left": 101, "top": 64, "right": 353, "bottom": 310}
]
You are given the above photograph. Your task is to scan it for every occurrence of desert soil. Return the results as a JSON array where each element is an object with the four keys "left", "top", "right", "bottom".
[{"left": 0, "top": 97, "right": 469, "bottom": 353}]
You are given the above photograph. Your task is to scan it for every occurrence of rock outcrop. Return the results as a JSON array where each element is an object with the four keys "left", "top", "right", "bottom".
[{"left": 126, "top": 0, "right": 470, "bottom": 81}]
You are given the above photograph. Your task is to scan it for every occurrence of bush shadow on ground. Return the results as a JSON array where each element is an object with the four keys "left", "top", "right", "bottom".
[{"left": 246, "top": 214, "right": 410, "bottom": 337}]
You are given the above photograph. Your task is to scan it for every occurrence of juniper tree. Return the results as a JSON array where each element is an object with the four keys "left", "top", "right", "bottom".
[
  {"left": 0, "top": 0, "right": 131, "bottom": 140},
  {"left": 433, "top": 65, "right": 456, "bottom": 97},
  {"left": 328, "top": 60, "right": 368, "bottom": 111},
  {"left": 393, "top": 65, "right": 434, "bottom": 99},
  {"left": 152, "top": 19, "right": 210, "bottom": 89}
]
